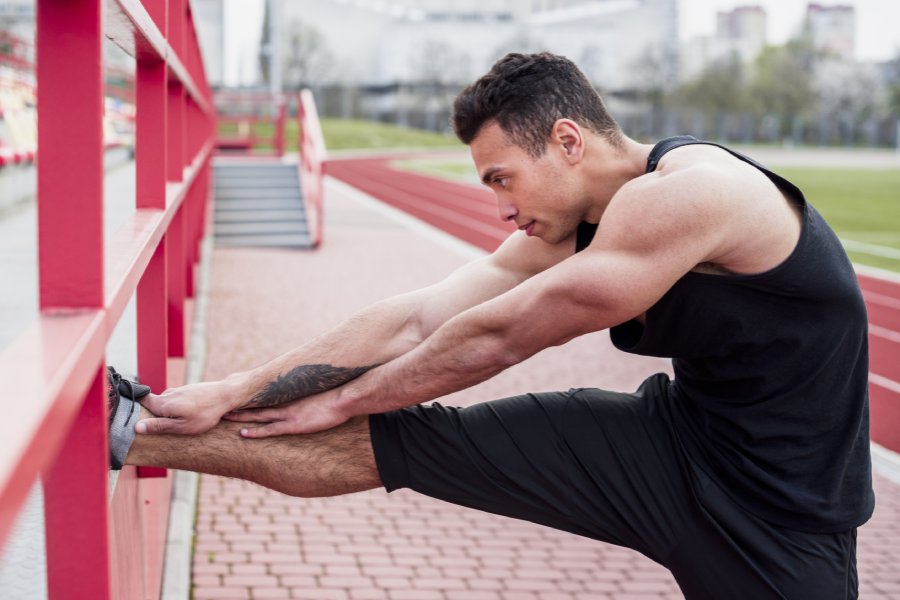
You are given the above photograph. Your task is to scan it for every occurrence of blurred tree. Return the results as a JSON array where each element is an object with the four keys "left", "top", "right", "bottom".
[
  {"left": 282, "top": 20, "right": 336, "bottom": 90},
  {"left": 749, "top": 38, "right": 819, "bottom": 142},
  {"left": 814, "top": 58, "right": 879, "bottom": 145},
  {"left": 491, "top": 30, "right": 544, "bottom": 65},
  {"left": 409, "top": 40, "right": 468, "bottom": 131},
  {"left": 887, "top": 51, "right": 900, "bottom": 116},
  {"left": 670, "top": 54, "right": 749, "bottom": 139},
  {"left": 630, "top": 45, "right": 675, "bottom": 138}
]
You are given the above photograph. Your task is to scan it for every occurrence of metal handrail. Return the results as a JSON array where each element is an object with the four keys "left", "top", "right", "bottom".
[
  {"left": 298, "top": 89, "right": 327, "bottom": 248},
  {"left": 0, "top": 1, "right": 214, "bottom": 597}
]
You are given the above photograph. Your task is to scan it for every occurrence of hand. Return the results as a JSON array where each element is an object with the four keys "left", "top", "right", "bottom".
[
  {"left": 136, "top": 377, "right": 246, "bottom": 436},
  {"left": 222, "top": 390, "right": 348, "bottom": 438}
]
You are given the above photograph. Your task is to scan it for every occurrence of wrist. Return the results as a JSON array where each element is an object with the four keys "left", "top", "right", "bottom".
[
  {"left": 223, "top": 371, "right": 255, "bottom": 410},
  {"left": 333, "top": 384, "right": 360, "bottom": 421}
]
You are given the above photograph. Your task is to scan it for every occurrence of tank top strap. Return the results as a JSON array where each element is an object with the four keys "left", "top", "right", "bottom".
[
  {"left": 645, "top": 135, "right": 701, "bottom": 173},
  {"left": 646, "top": 136, "right": 807, "bottom": 207}
]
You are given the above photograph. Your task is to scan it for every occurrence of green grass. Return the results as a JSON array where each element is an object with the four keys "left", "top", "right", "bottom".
[
  {"left": 774, "top": 167, "right": 900, "bottom": 272},
  {"left": 395, "top": 159, "right": 900, "bottom": 272},
  {"left": 320, "top": 118, "right": 462, "bottom": 151},
  {"left": 223, "top": 118, "right": 462, "bottom": 153},
  {"left": 392, "top": 158, "right": 477, "bottom": 182}
]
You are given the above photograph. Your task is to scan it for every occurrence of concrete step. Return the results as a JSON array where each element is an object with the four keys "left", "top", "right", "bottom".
[
  {"left": 215, "top": 189, "right": 303, "bottom": 200},
  {"left": 212, "top": 163, "right": 312, "bottom": 248},
  {"left": 214, "top": 232, "right": 312, "bottom": 247},
  {"left": 214, "top": 198, "right": 303, "bottom": 211},
  {"left": 214, "top": 209, "right": 306, "bottom": 223},
  {"left": 216, "top": 174, "right": 297, "bottom": 189},
  {"left": 215, "top": 221, "right": 310, "bottom": 236}
]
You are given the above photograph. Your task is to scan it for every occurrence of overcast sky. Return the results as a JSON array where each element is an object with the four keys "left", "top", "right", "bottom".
[{"left": 224, "top": 0, "right": 900, "bottom": 85}]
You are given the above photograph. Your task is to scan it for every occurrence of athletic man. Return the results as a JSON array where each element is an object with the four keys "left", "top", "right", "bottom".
[{"left": 111, "top": 53, "right": 873, "bottom": 598}]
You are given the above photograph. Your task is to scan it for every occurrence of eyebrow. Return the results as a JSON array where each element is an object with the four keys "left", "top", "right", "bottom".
[{"left": 480, "top": 167, "right": 503, "bottom": 186}]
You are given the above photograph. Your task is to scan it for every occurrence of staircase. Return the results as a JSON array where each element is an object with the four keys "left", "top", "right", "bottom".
[{"left": 213, "top": 162, "right": 312, "bottom": 248}]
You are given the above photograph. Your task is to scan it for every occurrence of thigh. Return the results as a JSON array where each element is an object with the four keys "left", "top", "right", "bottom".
[
  {"left": 369, "top": 373, "right": 697, "bottom": 563},
  {"left": 669, "top": 461, "right": 859, "bottom": 600}
]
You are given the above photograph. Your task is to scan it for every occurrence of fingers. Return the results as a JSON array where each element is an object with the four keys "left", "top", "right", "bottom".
[
  {"left": 222, "top": 409, "right": 283, "bottom": 423},
  {"left": 240, "top": 421, "right": 295, "bottom": 439},
  {"left": 136, "top": 417, "right": 189, "bottom": 435},
  {"left": 139, "top": 393, "right": 166, "bottom": 415}
]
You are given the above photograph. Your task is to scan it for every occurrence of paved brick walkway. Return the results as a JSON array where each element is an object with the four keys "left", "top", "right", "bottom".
[{"left": 191, "top": 177, "right": 900, "bottom": 599}]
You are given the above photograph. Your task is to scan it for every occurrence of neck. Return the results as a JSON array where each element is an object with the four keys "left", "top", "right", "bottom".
[{"left": 582, "top": 134, "right": 653, "bottom": 223}]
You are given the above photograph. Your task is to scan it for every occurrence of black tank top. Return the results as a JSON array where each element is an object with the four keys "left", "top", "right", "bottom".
[{"left": 576, "top": 136, "right": 874, "bottom": 532}]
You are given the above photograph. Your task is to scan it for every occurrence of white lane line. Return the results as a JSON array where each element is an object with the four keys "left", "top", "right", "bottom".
[
  {"left": 870, "top": 324, "right": 900, "bottom": 344},
  {"left": 842, "top": 239, "right": 900, "bottom": 260},
  {"left": 864, "top": 291, "right": 900, "bottom": 311},
  {"left": 854, "top": 263, "right": 900, "bottom": 285},
  {"left": 871, "top": 372, "right": 900, "bottom": 394},
  {"left": 872, "top": 442, "right": 900, "bottom": 486}
]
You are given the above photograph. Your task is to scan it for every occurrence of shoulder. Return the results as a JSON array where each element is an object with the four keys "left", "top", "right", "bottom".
[
  {"left": 596, "top": 163, "right": 735, "bottom": 257},
  {"left": 594, "top": 145, "right": 796, "bottom": 274}
]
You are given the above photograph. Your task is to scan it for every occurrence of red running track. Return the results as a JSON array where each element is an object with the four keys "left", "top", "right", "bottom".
[{"left": 327, "top": 155, "right": 900, "bottom": 454}]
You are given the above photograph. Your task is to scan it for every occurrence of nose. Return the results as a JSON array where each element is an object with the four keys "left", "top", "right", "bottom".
[{"left": 498, "top": 201, "right": 518, "bottom": 223}]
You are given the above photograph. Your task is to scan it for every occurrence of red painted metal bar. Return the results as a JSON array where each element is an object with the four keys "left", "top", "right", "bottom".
[
  {"left": 298, "top": 90, "right": 327, "bottom": 248},
  {"left": 0, "top": 0, "right": 215, "bottom": 596},
  {"left": 36, "top": 2, "right": 111, "bottom": 598},
  {"left": 136, "top": 48, "right": 169, "bottom": 396},
  {"left": 275, "top": 102, "right": 287, "bottom": 156}
]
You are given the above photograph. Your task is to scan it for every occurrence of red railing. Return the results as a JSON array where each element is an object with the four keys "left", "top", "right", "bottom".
[
  {"left": 214, "top": 90, "right": 287, "bottom": 156},
  {"left": 299, "top": 89, "right": 326, "bottom": 248},
  {"left": 0, "top": 0, "right": 214, "bottom": 598}
]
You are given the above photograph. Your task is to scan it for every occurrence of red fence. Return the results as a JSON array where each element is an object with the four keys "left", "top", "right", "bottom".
[
  {"left": 0, "top": 0, "right": 214, "bottom": 598},
  {"left": 214, "top": 90, "right": 286, "bottom": 155},
  {"left": 299, "top": 90, "right": 326, "bottom": 248}
]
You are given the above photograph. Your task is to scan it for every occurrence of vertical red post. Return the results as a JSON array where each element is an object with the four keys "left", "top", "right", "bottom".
[
  {"left": 136, "top": 38, "right": 170, "bottom": 480},
  {"left": 136, "top": 56, "right": 169, "bottom": 395},
  {"left": 45, "top": 368, "right": 112, "bottom": 599},
  {"left": 167, "top": 0, "right": 187, "bottom": 355},
  {"left": 36, "top": 1, "right": 111, "bottom": 597},
  {"left": 276, "top": 100, "right": 286, "bottom": 157},
  {"left": 37, "top": 0, "right": 104, "bottom": 309}
]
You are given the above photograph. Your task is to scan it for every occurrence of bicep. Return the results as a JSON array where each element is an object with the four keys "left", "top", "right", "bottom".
[{"left": 481, "top": 195, "right": 725, "bottom": 355}]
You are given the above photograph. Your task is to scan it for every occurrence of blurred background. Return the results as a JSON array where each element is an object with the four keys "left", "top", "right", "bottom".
[
  {"left": 1, "top": 0, "right": 900, "bottom": 151},
  {"left": 0, "top": 0, "right": 897, "bottom": 263},
  {"left": 207, "top": 0, "right": 895, "bottom": 145}
]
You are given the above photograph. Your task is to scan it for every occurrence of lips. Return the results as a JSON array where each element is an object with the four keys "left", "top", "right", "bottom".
[{"left": 518, "top": 220, "right": 536, "bottom": 236}]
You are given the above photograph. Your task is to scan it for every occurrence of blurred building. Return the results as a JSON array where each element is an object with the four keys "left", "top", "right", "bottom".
[
  {"left": 193, "top": 0, "right": 225, "bottom": 87},
  {"left": 804, "top": 3, "right": 855, "bottom": 58},
  {"left": 680, "top": 4, "right": 766, "bottom": 81},
  {"left": 260, "top": 0, "right": 678, "bottom": 128}
]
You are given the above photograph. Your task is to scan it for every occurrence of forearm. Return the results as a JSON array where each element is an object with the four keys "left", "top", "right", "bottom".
[
  {"left": 230, "top": 294, "right": 424, "bottom": 410},
  {"left": 333, "top": 302, "right": 521, "bottom": 417}
]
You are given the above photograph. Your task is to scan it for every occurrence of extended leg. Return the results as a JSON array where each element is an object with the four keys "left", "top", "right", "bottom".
[{"left": 125, "top": 406, "right": 381, "bottom": 497}]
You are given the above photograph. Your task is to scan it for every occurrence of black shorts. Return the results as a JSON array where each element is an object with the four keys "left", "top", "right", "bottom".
[{"left": 369, "top": 373, "right": 859, "bottom": 600}]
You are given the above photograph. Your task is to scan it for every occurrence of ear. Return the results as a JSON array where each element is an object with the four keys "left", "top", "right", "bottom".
[{"left": 550, "top": 119, "right": 584, "bottom": 165}]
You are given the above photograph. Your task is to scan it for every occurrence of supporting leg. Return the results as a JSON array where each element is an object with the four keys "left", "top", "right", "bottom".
[{"left": 125, "top": 406, "right": 381, "bottom": 497}]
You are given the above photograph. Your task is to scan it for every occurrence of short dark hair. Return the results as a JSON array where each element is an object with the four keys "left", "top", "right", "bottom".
[{"left": 451, "top": 52, "right": 622, "bottom": 157}]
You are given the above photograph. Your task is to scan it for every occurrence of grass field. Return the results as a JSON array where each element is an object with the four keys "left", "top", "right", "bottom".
[
  {"left": 234, "top": 118, "right": 461, "bottom": 153},
  {"left": 395, "top": 157, "right": 900, "bottom": 272}
]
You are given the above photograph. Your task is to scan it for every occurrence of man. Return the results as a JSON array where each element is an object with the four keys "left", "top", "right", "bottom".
[{"left": 111, "top": 53, "right": 873, "bottom": 598}]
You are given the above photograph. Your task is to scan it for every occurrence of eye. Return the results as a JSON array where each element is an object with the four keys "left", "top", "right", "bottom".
[{"left": 494, "top": 177, "right": 509, "bottom": 189}]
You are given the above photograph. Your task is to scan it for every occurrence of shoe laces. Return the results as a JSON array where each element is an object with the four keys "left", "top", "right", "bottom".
[{"left": 108, "top": 366, "right": 137, "bottom": 424}]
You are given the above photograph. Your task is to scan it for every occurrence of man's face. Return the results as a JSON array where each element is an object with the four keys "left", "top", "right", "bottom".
[{"left": 470, "top": 122, "right": 585, "bottom": 245}]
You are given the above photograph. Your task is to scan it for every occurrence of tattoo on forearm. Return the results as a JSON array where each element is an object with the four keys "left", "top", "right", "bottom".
[{"left": 243, "top": 363, "right": 381, "bottom": 409}]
